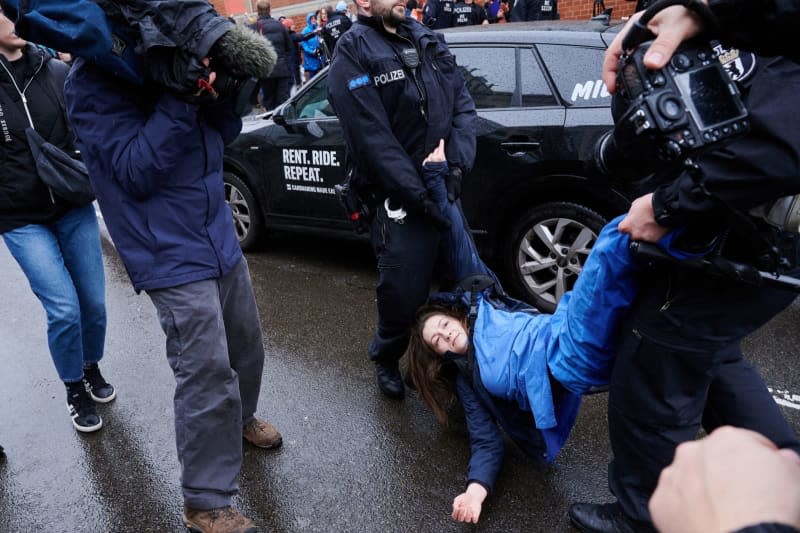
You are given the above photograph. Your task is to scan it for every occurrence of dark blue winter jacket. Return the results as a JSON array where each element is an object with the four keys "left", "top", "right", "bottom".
[
  {"left": 327, "top": 14, "right": 476, "bottom": 211},
  {"left": 64, "top": 57, "right": 243, "bottom": 292}
]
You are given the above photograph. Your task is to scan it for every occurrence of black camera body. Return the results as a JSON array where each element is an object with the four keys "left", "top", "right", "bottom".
[{"left": 596, "top": 39, "right": 749, "bottom": 176}]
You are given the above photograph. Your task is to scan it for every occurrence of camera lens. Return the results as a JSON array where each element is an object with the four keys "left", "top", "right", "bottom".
[{"left": 658, "top": 95, "right": 684, "bottom": 120}]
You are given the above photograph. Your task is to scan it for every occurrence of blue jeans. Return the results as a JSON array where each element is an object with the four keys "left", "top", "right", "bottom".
[{"left": 3, "top": 203, "right": 107, "bottom": 382}]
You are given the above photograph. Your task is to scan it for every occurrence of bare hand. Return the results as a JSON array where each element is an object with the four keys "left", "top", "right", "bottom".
[
  {"left": 650, "top": 426, "right": 800, "bottom": 533},
  {"left": 617, "top": 193, "right": 668, "bottom": 242},
  {"left": 602, "top": 5, "right": 704, "bottom": 93},
  {"left": 423, "top": 139, "right": 446, "bottom": 165},
  {"left": 193, "top": 57, "right": 217, "bottom": 98},
  {"left": 451, "top": 483, "right": 487, "bottom": 524}
]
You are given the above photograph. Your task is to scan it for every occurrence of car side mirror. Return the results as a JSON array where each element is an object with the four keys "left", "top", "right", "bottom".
[
  {"left": 273, "top": 102, "right": 298, "bottom": 133},
  {"left": 273, "top": 105, "right": 287, "bottom": 126}
]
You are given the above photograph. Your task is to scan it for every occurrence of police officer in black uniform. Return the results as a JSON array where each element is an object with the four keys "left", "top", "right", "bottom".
[
  {"left": 569, "top": 1, "right": 800, "bottom": 531},
  {"left": 451, "top": 0, "right": 487, "bottom": 26},
  {"left": 509, "top": 0, "right": 558, "bottom": 21},
  {"left": 321, "top": 1, "right": 353, "bottom": 58},
  {"left": 422, "top": 0, "right": 455, "bottom": 29},
  {"left": 328, "top": 0, "right": 476, "bottom": 399}
]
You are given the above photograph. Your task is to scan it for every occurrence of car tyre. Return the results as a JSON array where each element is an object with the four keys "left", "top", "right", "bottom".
[
  {"left": 505, "top": 202, "right": 607, "bottom": 313},
  {"left": 224, "top": 172, "right": 264, "bottom": 251}
]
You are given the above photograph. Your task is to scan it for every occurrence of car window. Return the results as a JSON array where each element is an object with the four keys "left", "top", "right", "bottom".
[
  {"left": 294, "top": 75, "right": 337, "bottom": 119},
  {"left": 520, "top": 48, "right": 558, "bottom": 107},
  {"left": 451, "top": 46, "right": 517, "bottom": 109},
  {"left": 536, "top": 44, "right": 610, "bottom": 108}
]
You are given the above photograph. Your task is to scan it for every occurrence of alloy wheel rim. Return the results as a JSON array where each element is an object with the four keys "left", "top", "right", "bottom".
[
  {"left": 516, "top": 217, "right": 597, "bottom": 307},
  {"left": 225, "top": 183, "right": 251, "bottom": 241}
]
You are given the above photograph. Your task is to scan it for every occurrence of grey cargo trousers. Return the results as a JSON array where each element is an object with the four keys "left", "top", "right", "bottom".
[{"left": 147, "top": 257, "right": 265, "bottom": 509}]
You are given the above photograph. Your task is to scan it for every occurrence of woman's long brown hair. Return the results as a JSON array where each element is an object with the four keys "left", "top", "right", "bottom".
[{"left": 406, "top": 304, "right": 468, "bottom": 426}]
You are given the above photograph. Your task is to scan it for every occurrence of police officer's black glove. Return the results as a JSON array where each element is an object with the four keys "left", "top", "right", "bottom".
[
  {"left": 421, "top": 198, "right": 452, "bottom": 231},
  {"left": 446, "top": 166, "right": 463, "bottom": 202}
]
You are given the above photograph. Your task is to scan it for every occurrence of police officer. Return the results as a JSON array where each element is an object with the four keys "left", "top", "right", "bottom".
[
  {"left": 422, "top": 0, "right": 455, "bottom": 29},
  {"left": 451, "top": 0, "right": 487, "bottom": 26},
  {"left": 328, "top": 0, "right": 476, "bottom": 399},
  {"left": 569, "top": 2, "right": 800, "bottom": 531},
  {"left": 509, "top": 0, "right": 558, "bottom": 21},
  {"left": 321, "top": 2, "right": 353, "bottom": 58}
]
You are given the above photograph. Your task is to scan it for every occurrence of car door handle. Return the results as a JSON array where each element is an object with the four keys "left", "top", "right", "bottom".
[{"left": 501, "top": 141, "right": 541, "bottom": 157}]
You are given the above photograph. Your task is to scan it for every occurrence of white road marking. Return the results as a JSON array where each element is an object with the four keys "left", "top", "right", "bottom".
[{"left": 769, "top": 388, "right": 800, "bottom": 410}]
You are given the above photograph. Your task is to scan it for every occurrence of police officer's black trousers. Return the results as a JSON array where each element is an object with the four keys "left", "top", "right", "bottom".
[
  {"left": 367, "top": 205, "right": 442, "bottom": 364},
  {"left": 607, "top": 269, "right": 799, "bottom": 523}
]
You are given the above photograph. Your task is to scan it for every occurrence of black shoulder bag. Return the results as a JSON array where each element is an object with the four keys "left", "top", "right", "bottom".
[{"left": 25, "top": 59, "right": 94, "bottom": 206}]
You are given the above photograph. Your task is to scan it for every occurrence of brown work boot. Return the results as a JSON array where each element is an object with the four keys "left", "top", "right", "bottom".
[
  {"left": 183, "top": 505, "right": 257, "bottom": 533},
  {"left": 242, "top": 418, "right": 283, "bottom": 449}
]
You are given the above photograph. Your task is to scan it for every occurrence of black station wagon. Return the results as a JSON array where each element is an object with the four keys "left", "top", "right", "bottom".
[{"left": 223, "top": 20, "right": 633, "bottom": 312}]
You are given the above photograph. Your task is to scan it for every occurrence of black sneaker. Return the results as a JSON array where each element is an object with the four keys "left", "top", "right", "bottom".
[
  {"left": 66, "top": 382, "right": 103, "bottom": 433},
  {"left": 82, "top": 363, "right": 116, "bottom": 403}
]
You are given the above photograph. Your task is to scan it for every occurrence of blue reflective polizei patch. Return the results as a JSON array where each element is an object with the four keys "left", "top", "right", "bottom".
[{"left": 348, "top": 74, "right": 371, "bottom": 90}]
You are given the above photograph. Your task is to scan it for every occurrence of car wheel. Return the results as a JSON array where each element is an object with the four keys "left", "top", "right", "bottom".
[
  {"left": 505, "top": 202, "right": 608, "bottom": 313},
  {"left": 223, "top": 172, "right": 263, "bottom": 251}
]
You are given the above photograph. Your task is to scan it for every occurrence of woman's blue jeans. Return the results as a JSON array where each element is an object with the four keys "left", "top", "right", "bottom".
[{"left": 3, "top": 203, "right": 107, "bottom": 383}]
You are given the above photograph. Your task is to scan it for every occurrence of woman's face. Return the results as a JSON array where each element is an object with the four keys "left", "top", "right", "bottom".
[
  {"left": 0, "top": 11, "right": 26, "bottom": 57},
  {"left": 422, "top": 313, "right": 468, "bottom": 356}
]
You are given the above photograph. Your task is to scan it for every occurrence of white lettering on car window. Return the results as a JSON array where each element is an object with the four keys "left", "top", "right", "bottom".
[{"left": 570, "top": 80, "right": 610, "bottom": 102}]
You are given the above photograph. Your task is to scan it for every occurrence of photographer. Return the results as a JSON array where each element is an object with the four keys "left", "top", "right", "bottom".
[
  {"left": 62, "top": 22, "right": 281, "bottom": 533},
  {"left": 569, "top": 1, "right": 800, "bottom": 531}
]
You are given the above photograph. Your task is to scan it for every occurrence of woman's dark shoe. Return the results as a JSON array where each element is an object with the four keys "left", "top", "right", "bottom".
[
  {"left": 375, "top": 360, "right": 405, "bottom": 399},
  {"left": 65, "top": 382, "right": 103, "bottom": 433},
  {"left": 82, "top": 363, "right": 116, "bottom": 403}
]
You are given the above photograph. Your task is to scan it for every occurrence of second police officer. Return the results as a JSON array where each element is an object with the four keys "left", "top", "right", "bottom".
[
  {"left": 321, "top": 1, "right": 353, "bottom": 58},
  {"left": 422, "top": 0, "right": 455, "bottom": 29},
  {"left": 328, "top": 0, "right": 476, "bottom": 399}
]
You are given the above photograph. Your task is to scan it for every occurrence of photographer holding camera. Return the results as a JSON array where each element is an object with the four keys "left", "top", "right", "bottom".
[
  {"left": 58, "top": 10, "right": 281, "bottom": 533},
  {"left": 569, "top": 1, "right": 800, "bottom": 532}
]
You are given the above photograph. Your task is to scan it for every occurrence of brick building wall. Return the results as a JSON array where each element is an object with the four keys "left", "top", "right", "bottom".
[
  {"left": 222, "top": 0, "right": 637, "bottom": 20},
  {"left": 210, "top": 0, "right": 228, "bottom": 16},
  {"left": 558, "top": 0, "right": 636, "bottom": 20}
]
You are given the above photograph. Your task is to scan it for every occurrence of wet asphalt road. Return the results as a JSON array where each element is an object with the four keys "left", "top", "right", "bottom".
[{"left": 1, "top": 222, "right": 799, "bottom": 533}]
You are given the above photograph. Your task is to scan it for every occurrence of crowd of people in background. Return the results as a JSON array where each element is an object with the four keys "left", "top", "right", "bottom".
[
  {"left": 247, "top": 0, "right": 556, "bottom": 110},
  {"left": 4, "top": 0, "right": 800, "bottom": 531}
]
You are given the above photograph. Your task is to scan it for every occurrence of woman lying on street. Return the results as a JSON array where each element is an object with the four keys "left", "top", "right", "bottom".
[{"left": 407, "top": 140, "right": 650, "bottom": 523}]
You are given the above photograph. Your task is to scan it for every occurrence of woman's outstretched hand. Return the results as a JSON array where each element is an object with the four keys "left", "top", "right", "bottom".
[{"left": 452, "top": 482, "right": 488, "bottom": 523}]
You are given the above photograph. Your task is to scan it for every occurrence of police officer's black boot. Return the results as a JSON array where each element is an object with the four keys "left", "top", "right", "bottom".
[
  {"left": 375, "top": 359, "right": 405, "bottom": 400},
  {"left": 568, "top": 502, "right": 656, "bottom": 533}
]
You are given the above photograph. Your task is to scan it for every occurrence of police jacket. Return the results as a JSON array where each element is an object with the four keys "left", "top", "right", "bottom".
[
  {"left": 251, "top": 15, "right": 291, "bottom": 78},
  {"left": 327, "top": 15, "right": 476, "bottom": 212},
  {"left": 451, "top": 1, "right": 486, "bottom": 26},
  {"left": 64, "top": 58, "right": 243, "bottom": 292},
  {"left": 321, "top": 11, "right": 353, "bottom": 54},
  {"left": 0, "top": 45, "right": 75, "bottom": 233},
  {"left": 422, "top": 0, "right": 455, "bottom": 28},
  {"left": 651, "top": 54, "right": 800, "bottom": 264},
  {"left": 707, "top": 0, "right": 800, "bottom": 61},
  {"left": 509, "top": 0, "right": 558, "bottom": 21}
]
